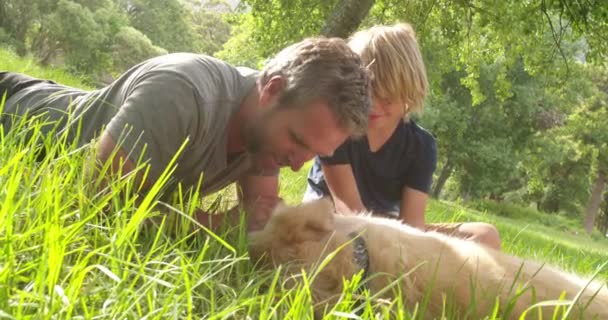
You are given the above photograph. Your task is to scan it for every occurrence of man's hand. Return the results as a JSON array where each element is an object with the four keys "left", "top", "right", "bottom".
[
  {"left": 238, "top": 174, "right": 281, "bottom": 231},
  {"left": 245, "top": 195, "right": 282, "bottom": 231},
  {"left": 193, "top": 195, "right": 280, "bottom": 231}
]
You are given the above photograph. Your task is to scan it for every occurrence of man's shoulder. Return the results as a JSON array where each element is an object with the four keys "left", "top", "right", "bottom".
[
  {"left": 138, "top": 53, "right": 258, "bottom": 99},
  {"left": 142, "top": 53, "right": 237, "bottom": 78},
  {"left": 145, "top": 52, "right": 226, "bottom": 67}
]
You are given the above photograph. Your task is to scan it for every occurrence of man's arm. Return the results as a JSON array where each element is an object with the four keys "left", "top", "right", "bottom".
[
  {"left": 195, "top": 174, "right": 281, "bottom": 231},
  {"left": 321, "top": 163, "right": 365, "bottom": 214},
  {"left": 97, "top": 131, "right": 229, "bottom": 231},
  {"left": 238, "top": 174, "right": 281, "bottom": 230},
  {"left": 96, "top": 131, "right": 150, "bottom": 191},
  {"left": 398, "top": 186, "right": 428, "bottom": 230}
]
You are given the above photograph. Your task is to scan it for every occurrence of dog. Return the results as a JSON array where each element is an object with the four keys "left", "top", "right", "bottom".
[{"left": 248, "top": 199, "right": 608, "bottom": 319}]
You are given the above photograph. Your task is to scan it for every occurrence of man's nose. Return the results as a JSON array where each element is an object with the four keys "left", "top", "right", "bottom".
[
  {"left": 290, "top": 161, "right": 304, "bottom": 171},
  {"left": 288, "top": 151, "right": 313, "bottom": 171}
]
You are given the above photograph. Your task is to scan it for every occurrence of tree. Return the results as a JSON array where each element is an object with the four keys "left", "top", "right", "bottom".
[
  {"left": 0, "top": 0, "right": 45, "bottom": 55},
  {"left": 28, "top": 0, "right": 128, "bottom": 76},
  {"left": 111, "top": 26, "right": 167, "bottom": 74},
  {"left": 568, "top": 67, "right": 608, "bottom": 233},
  {"left": 189, "top": 4, "right": 233, "bottom": 56},
  {"left": 320, "top": 0, "right": 375, "bottom": 38},
  {"left": 218, "top": 0, "right": 336, "bottom": 64},
  {"left": 122, "top": 0, "right": 197, "bottom": 52},
  {"left": 586, "top": 166, "right": 607, "bottom": 233},
  {"left": 421, "top": 58, "right": 549, "bottom": 200},
  {"left": 33, "top": 1, "right": 108, "bottom": 71}
]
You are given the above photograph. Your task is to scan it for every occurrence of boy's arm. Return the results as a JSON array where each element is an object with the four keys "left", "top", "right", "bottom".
[
  {"left": 398, "top": 186, "right": 428, "bottom": 230},
  {"left": 321, "top": 163, "right": 366, "bottom": 214}
]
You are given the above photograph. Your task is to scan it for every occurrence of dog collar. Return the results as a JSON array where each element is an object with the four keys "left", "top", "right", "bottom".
[
  {"left": 349, "top": 231, "right": 370, "bottom": 284},
  {"left": 349, "top": 230, "right": 370, "bottom": 313}
]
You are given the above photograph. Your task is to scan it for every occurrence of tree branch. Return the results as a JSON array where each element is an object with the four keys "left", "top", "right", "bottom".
[
  {"left": 320, "top": 0, "right": 375, "bottom": 38},
  {"left": 541, "top": 0, "right": 570, "bottom": 76}
]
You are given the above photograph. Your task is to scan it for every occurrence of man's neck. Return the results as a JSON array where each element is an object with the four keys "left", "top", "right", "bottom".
[{"left": 226, "top": 84, "right": 260, "bottom": 154}]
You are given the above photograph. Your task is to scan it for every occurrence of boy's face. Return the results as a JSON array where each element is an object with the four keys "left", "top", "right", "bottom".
[{"left": 367, "top": 95, "right": 404, "bottom": 130}]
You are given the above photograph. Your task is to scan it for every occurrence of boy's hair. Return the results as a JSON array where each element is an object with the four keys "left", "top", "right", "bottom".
[
  {"left": 259, "top": 37, "right": 371, "bottom": 137},
  {"left": 348, "top": 23, "right": 428, "bottom": 116}
]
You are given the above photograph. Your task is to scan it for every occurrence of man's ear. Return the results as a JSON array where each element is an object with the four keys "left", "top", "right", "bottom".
[
  {"left": 259, "top": 75, "right": 285, "bottom": 106},
  {"left": 273, "top": 198, "right": 336, "bottom": 244}
]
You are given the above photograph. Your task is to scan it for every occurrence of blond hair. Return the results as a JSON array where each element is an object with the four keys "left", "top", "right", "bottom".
[
  {"left": 259, "top": 37, "right": 371, "bottom": 137},
  {"left": 349, "top": 23, "right": 428, "bottom": 116}
]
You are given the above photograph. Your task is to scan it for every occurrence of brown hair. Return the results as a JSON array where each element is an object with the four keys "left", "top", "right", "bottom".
[{"left": 259, "top": 37, "right": 371, "bottom": 136}]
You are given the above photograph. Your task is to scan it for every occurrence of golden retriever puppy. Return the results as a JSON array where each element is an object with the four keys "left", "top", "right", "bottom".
[{"left": 248, "top": 199, "right": 608, "bottom": 319}]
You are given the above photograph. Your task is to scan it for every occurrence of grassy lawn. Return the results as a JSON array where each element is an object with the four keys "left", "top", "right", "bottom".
[
  {"left": 0, "top": 50, "right": 93, "bottom": 90},
  {"left": 1, "top": 48, "right": 607, "bottom": 319}
]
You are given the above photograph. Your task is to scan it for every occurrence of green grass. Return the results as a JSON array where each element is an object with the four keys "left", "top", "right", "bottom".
[
  {"left": 0, "top": 49, "right": 93, "bottom": 90},
  {"left": 1, "top": 47, "right": 607, "bottom": 319}
]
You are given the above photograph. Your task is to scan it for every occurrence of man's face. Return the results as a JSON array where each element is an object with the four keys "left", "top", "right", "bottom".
[{"left": 245, "top": 100, "right": 350, "bottom": 172}]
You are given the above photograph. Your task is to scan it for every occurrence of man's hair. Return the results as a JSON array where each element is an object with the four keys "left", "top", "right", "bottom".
[
  {"left": 259, "top": 37, "right": 371, "bottom": 136},
  {"left": 348, "top": 23, "right": 428, "bottom": 116}
]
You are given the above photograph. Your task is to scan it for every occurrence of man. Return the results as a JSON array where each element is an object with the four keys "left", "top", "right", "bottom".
[{"left": 0, "top": 37, "right": 372, "bottom": 230}]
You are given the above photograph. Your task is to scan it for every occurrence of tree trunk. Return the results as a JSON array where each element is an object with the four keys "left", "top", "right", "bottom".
[
  {"left": 320, "top": 0, "right": 375, "bottom": 38},
  {"left": 432, "top": 157, "right": 453, "bottom": 199},
  {"left": 600, "top": 191, "right": 608, "bottom": 235},
  {"left": 584, "top": 167, "right": 607, "bottom": 234}
]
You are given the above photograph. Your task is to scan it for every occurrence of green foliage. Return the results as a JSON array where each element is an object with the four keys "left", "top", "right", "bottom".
[
  {"left": 0, "top": 48, "right": 92, "bottom": 89},
  {"left": 190, "top": 5, "right": 233, "bottom": 56},
  {"left": 215, "top": 13, "right": 265, "bottom": 68},
  {"left": 43, "top": 0, "right": 111, "bottom": 73},
  {"left": 127, "top": 0, "right": 191, "bottom": 51},
  {"left": 0, "top": 27, "right": 21, "bottom": 52},
  {"left": 568, "top": 67, "right": 608, "bottom": 163},
  {"left": 521, "top": 65, "right": 607, "bottom": 216},
  {"left": 0, "top": 0, "right": 44, "bottom": 55},
  {"left": 217, "top": 0, "right": 335, "bottom": 67},
  {"left": 111, "top": 26, "right": 168, "bottom": 74},
  {"left": 1, "top": 0, "right": 233, "bottom": 79},
  {"left": 420, "top": 57, "right": 553, "bottom": 200}
]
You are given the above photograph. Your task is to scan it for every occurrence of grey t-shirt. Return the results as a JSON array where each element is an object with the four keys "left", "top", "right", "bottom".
[{"left": 3, "top": 53, "right": 258, "bottom": 196}]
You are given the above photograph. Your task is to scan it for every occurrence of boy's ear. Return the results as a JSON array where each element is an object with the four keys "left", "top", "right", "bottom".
[{"left": 273, "top": 198, "right": 336, "bottom": 243}]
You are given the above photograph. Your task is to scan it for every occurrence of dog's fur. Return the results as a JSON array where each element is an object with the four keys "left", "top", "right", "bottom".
[{"left": 248, "top": 199, "right": 608, "bottom": 319}]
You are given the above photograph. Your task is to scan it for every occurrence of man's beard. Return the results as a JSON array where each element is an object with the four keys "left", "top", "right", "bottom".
[
  {"left": 244, "top": 122, "right": 263, "bottom": 155},
  {"left": 243, "top": 107, "right": 274, "bottom": 155}
]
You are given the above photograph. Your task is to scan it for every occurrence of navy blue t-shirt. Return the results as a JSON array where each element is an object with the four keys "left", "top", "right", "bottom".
[{"left": 305, "top": 120, "right": 437, "bottom": 214}]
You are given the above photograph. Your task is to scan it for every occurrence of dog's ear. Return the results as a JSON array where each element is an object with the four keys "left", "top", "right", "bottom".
[{"left": 274, "top": 198, "right": 336, "bottom": 244}]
